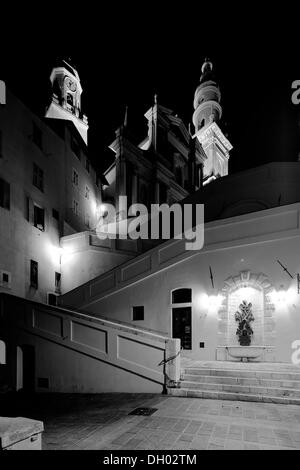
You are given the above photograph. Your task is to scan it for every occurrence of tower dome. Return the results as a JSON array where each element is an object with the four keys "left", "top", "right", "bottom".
[{"left": 193, "top": 58, "right": 222, "bottom": 132}]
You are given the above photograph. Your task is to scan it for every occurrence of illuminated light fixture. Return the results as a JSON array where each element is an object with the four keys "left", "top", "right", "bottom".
[
  {"left": 99, "top": 203, "right": 108, "bottom": 215},
  {"left": 269, "top": 285, "right": 297, "bottom": 307},
  {"left": 200, "top": 293, "right": 224, "bottom": 311},
  {"left": 48, "top": 245, "right": 64, "bottom": 265}
]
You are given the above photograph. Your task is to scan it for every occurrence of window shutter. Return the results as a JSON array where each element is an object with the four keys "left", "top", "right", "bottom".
[{"left": 28, "top": 197, "right": 34, "bottom": 224}]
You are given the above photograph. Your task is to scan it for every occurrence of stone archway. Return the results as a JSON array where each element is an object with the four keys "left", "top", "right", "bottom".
[{"left": 216, "top": 271, "right": 276, "bottom": 362}]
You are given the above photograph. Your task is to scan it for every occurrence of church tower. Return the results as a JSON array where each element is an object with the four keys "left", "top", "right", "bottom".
[
  {"left": 193, "top": 58, "right": 232, "bottom": 185},
  {"left": 45, "top": 60, "right": 88, "bottom": 145}
]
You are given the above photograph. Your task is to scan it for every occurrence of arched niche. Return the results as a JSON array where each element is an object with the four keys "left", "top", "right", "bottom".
[{"left": 217, "top": 271, "right": 276, "bottom": 348}]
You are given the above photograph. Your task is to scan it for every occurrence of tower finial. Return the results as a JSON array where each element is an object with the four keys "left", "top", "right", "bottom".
[
  {"left": 154, "top": 93, "right": 158, "bottom": 105},
  {"left": 201, "top": 57, "right": 213, "bottom": 78}
]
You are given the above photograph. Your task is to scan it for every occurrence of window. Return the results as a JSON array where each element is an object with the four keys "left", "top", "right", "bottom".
[
  {"left": 32, "top": 122, "right": 42, "bottom": 150},
  {"left": 0, "top": 177, "right": 10, "bottom": 210},
  {"left": 0, "top": 340, "right": 6, "bottom": 365},
  {"left": 0, "top": 270, "right": 11, "bottom": 288},
  {"left": 34, "top": 205, "right": 45, "bottom": 231},
  {"left": 132, "top": 306, "right": 144, "bottom": 321},
  {"left": 197, "top": 164, "right": 203, "bottom": 187},
  {"left": 48, "top": 293, "right": 58, "bottom": 306},
  {"left": 30, "top": 260, "right": 38, "bottom": 289},
  {"left": 71, "top": 136, "right": 80, "bottom": 160},
  {"left": 73, "top": 199, "right": 79, "bottom": 216},
  {"left": 67, "top": 93, "right": 73, "bottom": 107},
  {"left": 72, "top": 169, "right": 79, "bottom": 186},
  {"left": 33, "top": 163, "right": 44, "bottom": 192},
  {"left": 85, "top": 186, "right": 90, "bottom": 199},
  {"left": 172, "top": 288, "right": 192, "bottom": 304},
  {"left": 199, "top": 118, "right": 205, "bottom": 130},
  {"left": 55, "top": 272, "right": 61, "bottom": 293},
  {"left": 85, "top": 158, "right": 90, "bottom": 173},
  {"left": 52, "top": 208, "right": 59, "bottom": 221}
]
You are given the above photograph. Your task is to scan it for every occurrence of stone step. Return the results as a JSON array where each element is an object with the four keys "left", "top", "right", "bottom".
[
  {"left": 179, "top": 380, "right": 300, "bottom": 398},
  {"left": 182, "top": 373, "right": 300, "bottom": 389},
  {"left": 168, "top": 387, "right": 300, "bottom": 405},
  {"left": 182, "top": 368, "right": 300, "bottom": 381}
]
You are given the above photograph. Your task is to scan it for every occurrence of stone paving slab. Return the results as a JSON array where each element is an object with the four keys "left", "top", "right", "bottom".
[{"left": 1, "top": 392, "right": 300, "bottom": 450}]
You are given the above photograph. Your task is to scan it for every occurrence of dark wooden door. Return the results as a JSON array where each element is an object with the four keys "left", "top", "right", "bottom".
[{"left": 172, "top": 307, "right": 192, "bottom": 350}]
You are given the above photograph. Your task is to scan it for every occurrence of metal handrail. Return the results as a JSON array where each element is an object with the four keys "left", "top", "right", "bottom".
[{"left": 157, "top": 349, "right": 181, "bottom": 367}]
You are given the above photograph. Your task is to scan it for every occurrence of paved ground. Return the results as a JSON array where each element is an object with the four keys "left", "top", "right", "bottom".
[{"left": 1, "top": 392, "right": 300, "bottom": 450}]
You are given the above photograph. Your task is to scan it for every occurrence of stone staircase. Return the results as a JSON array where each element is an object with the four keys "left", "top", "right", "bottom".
[{"left": 168, "top": 361, "right": 300, "bottom": 405}]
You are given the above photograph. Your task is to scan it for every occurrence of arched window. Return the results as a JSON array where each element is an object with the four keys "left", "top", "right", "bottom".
[
  {"left": 0, "top": 340, "right": 6, "bottom": 364},
  {"left": 199, "top": 118, "right": 205, "bottom": 130},
  {"left": 66, "top": 93, "right": 73, "bottom": 106},
  {"left": 172, "top": 288, "right": 192, "bottom": 304}
]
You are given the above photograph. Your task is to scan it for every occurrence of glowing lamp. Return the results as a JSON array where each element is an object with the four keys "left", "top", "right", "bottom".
[{"left": 199, "top": 293, "right": 224, "bottom": 312}]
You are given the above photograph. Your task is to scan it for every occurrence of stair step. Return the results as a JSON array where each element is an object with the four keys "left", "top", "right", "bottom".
[
  {"left": 168, "top": 387, "right": 300, "bottom": 405},
  {"left": 179, "top": 380, "right": 300, "bottom": 398},
  {"left": 182, "top": 373, "right": 300, "bottom": 389},
  {"left": 182, "top": 368, "right": 300, "bottom": 381}
]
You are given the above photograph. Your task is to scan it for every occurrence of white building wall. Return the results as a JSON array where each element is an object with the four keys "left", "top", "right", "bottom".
[
  {"left": 0, "top": 89, "right": 102, "bottom": 303},
  {"left": 60, "top": 203, "right": 300, "bottom": 363}
]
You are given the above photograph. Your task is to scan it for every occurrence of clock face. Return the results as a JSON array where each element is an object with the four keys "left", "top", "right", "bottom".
[{"left": 65, "top": 76, "right": 77, "bottom": 92}]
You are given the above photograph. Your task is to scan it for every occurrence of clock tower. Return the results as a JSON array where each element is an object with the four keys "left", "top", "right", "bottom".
[
  {"left": 45, "top": 59, "right": 89, "bottom": 145},
  {"left": 193, "top": 58, "right": 232, "bottom": 185}
]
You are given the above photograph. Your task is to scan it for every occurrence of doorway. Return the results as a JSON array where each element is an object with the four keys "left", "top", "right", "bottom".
[
  {"left": 16, "top": 345, "right": 35, "bottom": 392},
  {"left": 172, "top": 307, "right": 192, "bottom": 350}
]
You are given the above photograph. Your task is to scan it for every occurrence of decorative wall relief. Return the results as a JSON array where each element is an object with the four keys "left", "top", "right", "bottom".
[{"left": 235, "top": 300, "right": 254, "bottom": 346}]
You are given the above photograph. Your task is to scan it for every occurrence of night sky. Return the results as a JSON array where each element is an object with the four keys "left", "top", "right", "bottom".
[{"left": 1, "top": 8, "right": 300, "bottom": 177}]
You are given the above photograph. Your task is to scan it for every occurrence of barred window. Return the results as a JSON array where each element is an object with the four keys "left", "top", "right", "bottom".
[{"left": 30, "top": 260, "right": 38, "bottom": 289}]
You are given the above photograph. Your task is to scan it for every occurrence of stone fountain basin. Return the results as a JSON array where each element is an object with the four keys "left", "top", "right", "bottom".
[{"left": 226, "top": 346, "right": 266, "bottom": 360}]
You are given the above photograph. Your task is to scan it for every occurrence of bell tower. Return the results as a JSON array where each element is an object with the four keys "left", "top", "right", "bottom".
[
  {"left": 193, "top": 58, "right": 232, "bottom": 185},
  {"left": 45, "top": 59, "right": 89, "bottom": 145}
]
